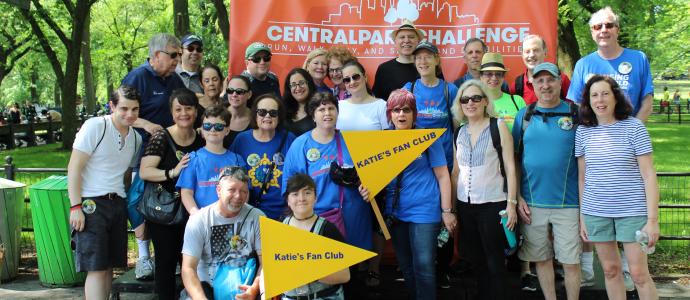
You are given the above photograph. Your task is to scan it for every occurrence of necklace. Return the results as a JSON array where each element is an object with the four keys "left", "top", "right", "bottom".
[{"left": 293, "top": 213, "right": 315, "bottom": 221}]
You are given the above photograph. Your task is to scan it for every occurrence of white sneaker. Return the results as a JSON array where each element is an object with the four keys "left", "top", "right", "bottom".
[
  {"left": 135, "top": 257, "right": 154, "bottom": 281},
  {"left": 623, "top": 271, "right": 635, "bottom": 291}
]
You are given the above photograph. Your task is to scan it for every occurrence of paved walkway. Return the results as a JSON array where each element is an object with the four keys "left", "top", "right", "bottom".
[{"left": 1, "top": 269, "right": 689, "bottom": 299}]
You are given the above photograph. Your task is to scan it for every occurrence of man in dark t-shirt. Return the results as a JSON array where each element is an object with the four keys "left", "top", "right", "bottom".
[{"left": 372, "top": 21, "right": 423, "bottom": 101}]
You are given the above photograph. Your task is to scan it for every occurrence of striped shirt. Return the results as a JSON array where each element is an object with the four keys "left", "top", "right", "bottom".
[
  {"left": 575, "top": 117, "right": 652, "bottom": 217},
  {"left": 455, "top": 121, "right": 506, "bottom": 204}
]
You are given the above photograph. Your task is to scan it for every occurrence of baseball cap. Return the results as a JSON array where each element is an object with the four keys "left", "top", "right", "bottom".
[
  {"left": 181, "top": 34, "right": 202, "bottom": 47},
  {"left": 413, "top": 41, "right": 439, "bottom": 55},
  {"left": 245, "top": 42, "right": 271, "bottom": 59},
  {"left": 532, "top": 62, "right": 560, "bottom": 77}
]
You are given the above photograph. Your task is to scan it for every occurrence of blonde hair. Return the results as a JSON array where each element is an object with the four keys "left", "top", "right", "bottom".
[
  {"left": 302, "top": 49, "right": 328, "bottom": 69},
  {"left": 451, "top": 79, "right": 497, "bottom": 127}
]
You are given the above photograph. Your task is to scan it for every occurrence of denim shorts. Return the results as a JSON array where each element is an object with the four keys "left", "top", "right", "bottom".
[{"left": 583, "top": 214, "right": 647, "bottom": 243}]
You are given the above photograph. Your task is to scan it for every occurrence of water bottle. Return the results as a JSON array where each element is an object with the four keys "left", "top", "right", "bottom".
[
  {"left": 437, "top": 227, "right": 449, "bottom": 248},
  {"left": 635, "top": 230, "right": 655, "bottom": 254},
  {"left": 499, "top": 210, "right": 517, "bottom": 249}
]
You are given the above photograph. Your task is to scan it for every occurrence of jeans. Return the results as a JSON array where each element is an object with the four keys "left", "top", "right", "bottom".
[
  {"left": 391, "top": 221, "right": 440, "bottom": 300},
  {"left": 457, "top": 200, "right": 509, "bottom": 300}
]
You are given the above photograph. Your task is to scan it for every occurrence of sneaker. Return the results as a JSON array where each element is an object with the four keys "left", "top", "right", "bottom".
[
  {"left": 623, "top": 271, "right": 635, "bottom": 291},
  {"left": 437, "top": 272, "right": 451, "bottom": 289},
  {"left": 135, "top": 257, "right": 154, "bottom": 281},
  {"left": 580, "top": 274, "right": 595, "bottom": 287},
  {"left": 521, "top": 273, "right": 539, "bottom": 292}
]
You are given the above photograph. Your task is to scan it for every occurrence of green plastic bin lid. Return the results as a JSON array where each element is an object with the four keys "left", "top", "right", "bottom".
[
  {"left": 0, "top": 177, "right": 26, "bottom": 189},
  {"left": 30, "top": 175, "right": 68, "bottom": 190}
]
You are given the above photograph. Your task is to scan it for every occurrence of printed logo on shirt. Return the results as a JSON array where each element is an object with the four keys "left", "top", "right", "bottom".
[
  {"left": 248, "top": 153, "right": 282, "bottom": 189},
  {"left": 153, "top": 91, "right": 165, "bottom": 95},
  {"left": 618, "top": 62, "right": 632, "bottom": 75}
]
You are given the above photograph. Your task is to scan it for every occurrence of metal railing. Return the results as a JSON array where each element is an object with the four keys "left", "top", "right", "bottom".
[{"left": 2, "top": 156, "right": 690, "bottom": 251}]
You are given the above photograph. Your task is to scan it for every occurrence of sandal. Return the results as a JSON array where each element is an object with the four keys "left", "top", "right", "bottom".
[{"left": 365, "top": 271, "right": 381, "bottom": 287}]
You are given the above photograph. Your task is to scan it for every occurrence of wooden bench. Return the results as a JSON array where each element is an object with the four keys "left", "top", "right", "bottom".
[
  {"left": 110, "top": 268, "right": 181, "bottom": 300},
  {"left": 0, "top": 121, "right": 61, "bottom": 149}
]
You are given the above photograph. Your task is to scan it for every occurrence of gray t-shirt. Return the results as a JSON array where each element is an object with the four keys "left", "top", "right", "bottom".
[{"left": 182, "top": 203, "right": 264, "bottom": 283}]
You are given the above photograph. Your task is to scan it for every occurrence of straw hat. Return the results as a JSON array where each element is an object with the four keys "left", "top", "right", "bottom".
[
  {"left": 479, "top": 53, "right": 509, "bottom": 72},
  {"left": 390, "top": 20, "right": 426, "bottom": 41}
]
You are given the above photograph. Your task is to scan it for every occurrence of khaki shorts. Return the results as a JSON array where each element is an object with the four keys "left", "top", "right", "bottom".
[{"left": 518, "top": 207, "right": 581, "bottom": 264}]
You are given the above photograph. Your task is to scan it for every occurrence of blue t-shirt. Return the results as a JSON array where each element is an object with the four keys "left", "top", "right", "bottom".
[
  {"left": 512, "top": 101, "right": 579, "bottom": 208},
  {"left": 121, "top": 60, "right": 185, "bottom": 128},
  {"left": 567, "top": 48, "right": 654, "bottom": 116},
  {"left": 403, "top": 79, "right": 458, "bottom": 171},
  {"left": 282, "top": 130, "right": 373, "bottom": 250},
  {"left": 575, "top": 118, "right": 652, "bottom": 217},
  {"left": 176, "top": 147, "right": 246, "bottom": 208},
  {"left": 229, "top": 130, "right": 296, "bottom": 220},
  {"left": 385, "top": 139, "right": 446, "bottom": 223}
]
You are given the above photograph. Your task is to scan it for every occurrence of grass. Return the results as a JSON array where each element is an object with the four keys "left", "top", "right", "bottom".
[{"left": 1, "top": 143, "right": 71, "bottom": 168}]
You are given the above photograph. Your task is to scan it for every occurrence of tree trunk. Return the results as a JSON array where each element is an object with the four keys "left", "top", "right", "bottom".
[
  {"left": 30, "top": 68, "right": 39, "bottom": 103},
  {"left": 173, "top": 0, "right": 190, "bottom": 38},
  {"left": 54, "top": 80, "right": 61, "bottom": 107},
  {"left": 212, "top": 0, "right": 229, "bottom": 44},
  {"left": 557, "top": 18, "right": 581, "bottom": 77},
  {"left": 82, "top": 11, "right": 96, "bottom": 116},
  {"left": 60, "top": 0, "right": 92, "bottom": 149}
]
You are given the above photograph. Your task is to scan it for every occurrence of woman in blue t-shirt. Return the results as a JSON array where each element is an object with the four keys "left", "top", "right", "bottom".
[
  {"left": 576, "top": 75, "right": 659, "bottom": 299},
  {"left": 367, "top": 89, "right": 454, "bottom": 300},
  {"left": 229, "top": 94, "right": 295, "bottom": 220},
  {"left": 282, "top": 92, "right": 373, "bottom": 251}
]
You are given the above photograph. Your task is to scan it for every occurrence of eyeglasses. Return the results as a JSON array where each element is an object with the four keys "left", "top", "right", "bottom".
[
  {"left": 159, "top": 50, "right": 182, "bottom": 59},
  {"left": 202, "top": 122, "right": 226, "bottom": 131},
  {"left": 591, "top": 23, "right": 616, "bottom": 31},
  {"left": 392, "top": 107, "right": 412, "bottom": 114},
  {"left": 185, "top": 45, "right": 203, "bottom": 53},
  {"left": 342, "top": 73, "right": 362, "bottom": 84},
  {"left": 459, "top": 95, "right": 485, "bottom": 104},
  {"left": 329, "top": 67, "right": 343, "bottom": 74},
  {"left": 219, "top": 166, "right": 246, "bottom": 180},
  {"left": 290, "top": 80, "right": 307, "bottom": 90},
  {"left": 249, "top": 55, "right": 271, "bottom": 63},
  {"left": 226, "top": 88, "right": 249, "bottom": 95},
  {"left": 257, "top": 109, "right": 279, "bottom": 118},
  {"left": 481, "top": 72, "right": 505, "bottom": 78}
]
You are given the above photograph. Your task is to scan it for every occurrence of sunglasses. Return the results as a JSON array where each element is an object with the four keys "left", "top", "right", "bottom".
[
  {"left": 202, "top": 122, "right": 226, "bottom": 131},
  {"left": 342, "top": 73, "right": 362, "bottom": 84},
  {"left": 159, "top": 50, "right": 182, "bottom": 59},
  {"left": 219, "top": 166, "right": 246, "bottom": 180},
  {"left": 392, "top": 107, "right": 412, "bottom": 114},
  {"left": 186, "top": 45, "right": 203, "bottom": 53},
  {"left": 257, "top": 109, "right": 279, "bottom": 118},
  {"left": 249, "top": 55, "right": 271, "bottom": 63},
  {"left": 591, "top": 23, "right": 616, "bottom": 31},
  {"left": 481, "top": 71, "right": 505, "bottom": 78},
  {"left": 226, "top": 88, "right": 249, "bottom": 95},
  {"left": 459, "top": 95, "right": 485, "bottom": 104}
]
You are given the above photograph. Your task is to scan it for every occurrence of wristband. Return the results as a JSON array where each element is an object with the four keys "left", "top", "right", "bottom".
[
  {"left": 70, "top": 204, "right": 82, "bottom": 212},
  {"left": 507, "top": 199, "right": 518, "bottom": 205},
  {"left": 441, "top": 208, "right": 455, "bottom": 213},
  {"left": 165, "top": 169, "right": 171, "bottom": 180}
]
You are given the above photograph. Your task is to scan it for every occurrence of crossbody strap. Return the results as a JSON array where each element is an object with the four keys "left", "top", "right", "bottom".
[
  {"left": 163, "top": 129, "right": 180, "bottom": 164},
  {"left": 334, "top": 130, "right": 344, "bottom": 209}
]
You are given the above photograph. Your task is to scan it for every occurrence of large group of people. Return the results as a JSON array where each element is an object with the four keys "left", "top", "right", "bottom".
[{"left": 66, "top": 6, "right": 661, "bottom": 300}]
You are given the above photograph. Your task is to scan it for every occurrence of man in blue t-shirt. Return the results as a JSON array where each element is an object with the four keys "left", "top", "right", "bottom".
[
  {"left": 513, "top": 63, "right": 581, "bottom": 300},
  {"left": 567, "top": 7, "right": 653, "bottom": 122}
]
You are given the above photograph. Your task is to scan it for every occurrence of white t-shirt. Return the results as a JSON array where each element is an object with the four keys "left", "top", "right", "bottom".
[
  {"left": 72, "top": 116, "right": 140, "bottom": 198},
  {"left": 182, "top": 204, "right": 264, "bottom": 284},
  {"left": 336, "top": 98, "right": 389, "bottom": 131}
]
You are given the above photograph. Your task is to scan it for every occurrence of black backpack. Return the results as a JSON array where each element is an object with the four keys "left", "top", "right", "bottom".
[{"left": 453, "top": 117, "right": 507, "bottom": 193}]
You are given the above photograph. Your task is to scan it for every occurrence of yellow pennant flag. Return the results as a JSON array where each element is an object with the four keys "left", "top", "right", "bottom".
[
  {"left": 261, "top": 217, "right": 376, "bottom": 299},
  {"left": 341, "top": 129, "right": 446, "bottom": 239}
]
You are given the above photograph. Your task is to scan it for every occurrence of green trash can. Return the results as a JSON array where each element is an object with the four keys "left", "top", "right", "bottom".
[
  {"left": 29, "top": 175, "right": 85, "bottom": 287},
  {"left": 0, "top": 177, "right": 25, "bottom": 282}
]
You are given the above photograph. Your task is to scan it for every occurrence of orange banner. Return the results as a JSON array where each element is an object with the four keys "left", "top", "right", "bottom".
[{"left": 229, "top": 0, "right": 558, "bottom": 88}]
